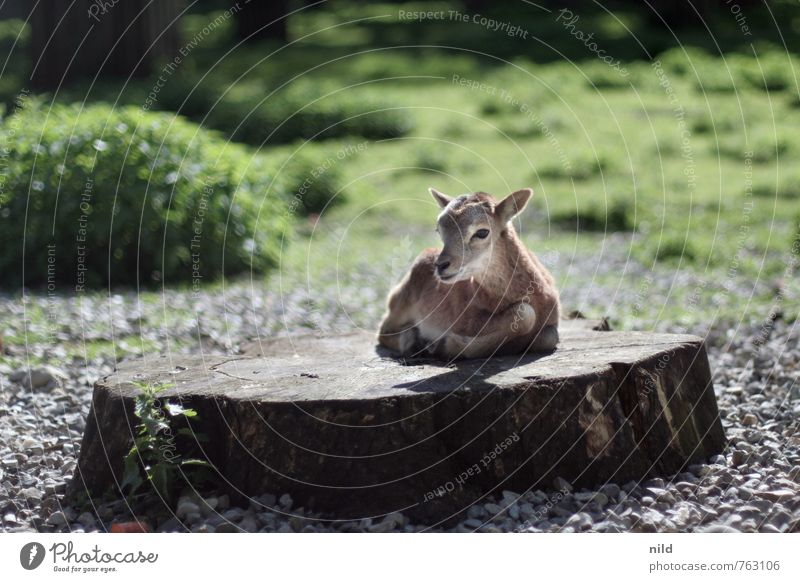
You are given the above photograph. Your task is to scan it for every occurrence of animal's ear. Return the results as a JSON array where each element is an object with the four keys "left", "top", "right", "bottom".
[
  {"left": 496, "top": 188, "right": 533, "bottom": 224},
  {"left": 429, "top": 187, "right": 452, "bottom": 209}
]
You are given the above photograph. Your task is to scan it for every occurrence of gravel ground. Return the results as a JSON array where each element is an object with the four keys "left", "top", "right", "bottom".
[{"left": 1, "top": 243, "right": 798, "bottom": 533}]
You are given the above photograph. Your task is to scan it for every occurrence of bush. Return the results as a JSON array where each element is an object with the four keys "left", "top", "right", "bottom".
[
  {"left": 551, "top": 197, "right": 635, "bottom": 232},
  {"left": 654, "top": 233, "right": 698, "bottom": 263},
  {"left": 715, "top": 128, "right": 792, "bottom": 163},
  {"left": 581, "top": 61, "right": 632, "bottom": 89},
  {"left": 751, "top": 172, "right": 800, "bottom": 199},
  {"left": 413, "top": 144, "right": 449, "bottom": 173},
  {"left": 687, "top": 105, "right": 740, "bottom": 134},
  {"left": 0, "top": 101, "right": 298, "bottom": 288},
  {"left": 691, "top": 64, "right": 738, "bottom": 93},
  {"left": 537, "top": 150, "right": 615, "bottom": 181},
  {"left": 735, "top": 51, "right": 796, "bottom": 92},
  {"left": 234, "top": 83, "right": 413, "bottom": 144},
  {"left": 656, "top": 47, "right": 713, "bottom": 77},
  {"left": 156, "top": 75, "right": 413, "bottom": 145},
  {"left": 278, "top": 147, "right": 346, "bottom": 215},
  {"left": 0, "top": 19, "right": 29, "bottom": 107},
  {"left": 654, "top": 48, "right": 789, "bottom": 94}
]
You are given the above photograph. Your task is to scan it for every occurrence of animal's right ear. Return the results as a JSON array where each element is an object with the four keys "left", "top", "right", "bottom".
[
  {"left": 429, "top": 187, "right": 452, "bottom": 209},
  {"left": 496, "top": 188, "right": 533, "bottom": 224}
]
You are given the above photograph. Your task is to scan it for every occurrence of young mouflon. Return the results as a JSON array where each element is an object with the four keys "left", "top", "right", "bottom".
[{"left": 378, "top": 187, "right": 560, "bottom": 360}]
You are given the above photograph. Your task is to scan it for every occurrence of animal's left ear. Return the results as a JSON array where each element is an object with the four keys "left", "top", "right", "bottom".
[
  {"left": 429, "top": 187, "right": 452, "bottom": 209},
  {"left": 496, "top": 188, "right": 533, "bottom": 224}
]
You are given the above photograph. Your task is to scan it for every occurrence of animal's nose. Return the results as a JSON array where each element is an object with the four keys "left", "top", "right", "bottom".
[{"left": 436, "top": 259, "right": 451, "bottom": 274}]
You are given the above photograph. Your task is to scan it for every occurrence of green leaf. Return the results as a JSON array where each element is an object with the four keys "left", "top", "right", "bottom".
[
  {"left": 176, "top": 427, "right": 208, "bottom": 441},
  {"left": 180, "top": 458, "right": 210, "bottom": 467},
  {"left": 164, "top": 401, "right": 196, "bottom": 417},
  {"left": 149, "top": 463, "right": 174, "bottom": 501},
  {"left": 120, "top": 455, "right": 143, "bottom": 495}
]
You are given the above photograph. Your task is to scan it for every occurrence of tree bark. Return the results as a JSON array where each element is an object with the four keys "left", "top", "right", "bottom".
[
  {"left": 235, "top": 0, "right": 288, "bottom": 42},
  {"left": 70, "top": 319, "right": 726, "bottom": 523},
  {"left": 28, "top": 0, "right": 183, "bottom": 90}
]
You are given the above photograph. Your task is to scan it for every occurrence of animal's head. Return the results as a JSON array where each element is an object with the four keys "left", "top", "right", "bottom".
[{"left": 429, "top": 187, "right": 532, "bottom": 284}]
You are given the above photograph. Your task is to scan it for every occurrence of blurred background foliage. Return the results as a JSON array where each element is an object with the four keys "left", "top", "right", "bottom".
[{"left": 0, "top": 0, "right": 798, "bottom": 327}]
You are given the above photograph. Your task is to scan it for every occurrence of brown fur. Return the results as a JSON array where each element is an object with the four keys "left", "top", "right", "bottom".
[{"left": 378, "top": 188, "right": 560, "bottom": 360}]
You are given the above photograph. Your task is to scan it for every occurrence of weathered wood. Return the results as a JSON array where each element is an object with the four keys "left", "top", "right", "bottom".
[{"left": 70, "top": 319, "right": 726, "bottom": 522}]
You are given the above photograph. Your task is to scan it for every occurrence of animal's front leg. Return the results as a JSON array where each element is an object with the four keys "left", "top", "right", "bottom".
[
  {"left": 440, "top": 302, "right": 538, "bottom": 359},
  {"left": 530, "top": 324, "right": 559, "bottom": 351},
  {"left": 378, "top": 321, "right": 428, "bottom": 357}
]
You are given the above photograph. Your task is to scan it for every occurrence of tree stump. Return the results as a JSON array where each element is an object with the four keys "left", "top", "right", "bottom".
[{"left": 70, "top": 319, "right": 726, "bottom": 522}]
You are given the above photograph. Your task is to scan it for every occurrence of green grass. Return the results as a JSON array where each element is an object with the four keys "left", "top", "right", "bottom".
[
  {"left": 3, "top": 1, "right": 799, "bottom": 331},
  {"left": 264, "top": 50, "right": 800, "bottom": 327}
]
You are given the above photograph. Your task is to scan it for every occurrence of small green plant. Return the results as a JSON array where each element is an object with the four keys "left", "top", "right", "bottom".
[{"left": 121, "top": 381, "right": 212, "bottom": 504}]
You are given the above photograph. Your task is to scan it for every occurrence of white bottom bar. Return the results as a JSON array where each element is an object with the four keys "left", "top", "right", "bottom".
[{"left": 2, "top": 533, "right": 796, "bottom": 581}]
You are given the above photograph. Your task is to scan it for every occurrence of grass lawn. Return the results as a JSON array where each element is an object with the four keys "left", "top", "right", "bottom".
[{"left": 3, "top": 1, "right": 799, "bottom": 340}]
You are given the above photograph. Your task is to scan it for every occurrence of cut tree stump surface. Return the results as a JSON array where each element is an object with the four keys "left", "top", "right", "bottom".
[{"left": 72, "top": 319, "right": 726, "bottom": 522}]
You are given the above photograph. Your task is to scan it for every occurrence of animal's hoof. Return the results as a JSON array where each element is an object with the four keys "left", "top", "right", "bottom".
[
  {"left": 533, "top": 325, "right": 559, "bottom": 351},
  {"left": 397, "top": 327, "right": 424, "bottom": 356}
]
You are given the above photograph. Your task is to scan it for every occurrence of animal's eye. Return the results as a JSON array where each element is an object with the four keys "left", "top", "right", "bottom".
[{"left": 473, "top": 229, "right": 490, "bottom": 239}]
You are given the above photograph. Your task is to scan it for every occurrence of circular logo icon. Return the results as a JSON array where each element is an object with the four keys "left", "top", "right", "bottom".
[{"left": 20, "top": 542, "right": 46, "bottom": 570}]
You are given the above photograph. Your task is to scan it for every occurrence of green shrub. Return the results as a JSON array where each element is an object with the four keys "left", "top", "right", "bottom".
[
  {"left": 688, "top": 107, "right": 738, "bottom": 134},
  {"left": 656, "top": 47, "right": 713, "bottom": 77},
  {"left": 156, "top": 75, "right": 413, "bottom": 145},
  {"left": 715, "top": 128, "right": 792, "bottom": 163},
  {"left": 0, "top": 101, "right": 296, "bottom": 288},
  {"left": 655, "top": 48, "right": 788, "bottom": 94},
  {"left": 735, "top": 51, "right": 796, "bottom": 92},
  {"left": 413, "top": 144, "right": 449, "bottom": 173},
  {"left": 0, "top": 19, "right": 29, "bottom": 107},
  {"left": 154, "top": 72, "right": 218, "bottom": 119},
  {"left": 581, "top": 61, "right": 631, "bottom": 89},
  {"left": 244, "top": 83, "right": 413, "bottom": 144},
  {"left": 691, "top": 64, "right": 738, "bottom": 93},
  {"left": 656, "top": 46, "right": 737, "bottom": 93},
  {"left": 440, "top": 120, "right": 468, "bottom": 138},
  {"left": 329, "top": 51, "right": 480, "bottom": 83},
  {"left": 277, "top": 147, "right": 346, "bottom": 215},
  {"left": 751, "top": 173, "right": 800, "bottom": 199},
  {"left": 654, "top": 233, "right": 698, "bottom": 262},
  {"left": 479, "top": 99, "right": 505, "bottom": 116},
  {"left": 551, "top": 197, "right": 635, "bottom": 232},
  {"left": 537, "top": 150, "right": 615, "bottom": 181}
]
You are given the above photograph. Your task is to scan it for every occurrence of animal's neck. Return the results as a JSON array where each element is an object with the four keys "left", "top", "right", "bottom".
[{"left": 472, "top": 226, "right": 534, "bottom": 308}]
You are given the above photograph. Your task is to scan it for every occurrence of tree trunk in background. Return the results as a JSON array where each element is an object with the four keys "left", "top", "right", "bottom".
[
  {"left": 29, "top": 0, "right": 183, "bottom": 90},
  {"left": 0, "top": 0, "right": 27, "bottom": 19},
  {"left": 235, "top": 0, "right": 288, "bottom": 42},
  {"left": 645, "top": 0, "right": 764, "bottom": 30}
]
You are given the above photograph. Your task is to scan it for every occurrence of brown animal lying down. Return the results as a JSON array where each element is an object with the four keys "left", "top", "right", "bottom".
[{"left": 378, "top": 187, "right": 561, "bottom": 360}]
